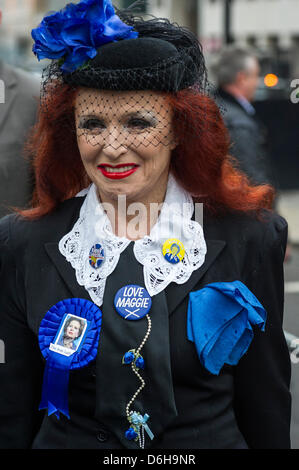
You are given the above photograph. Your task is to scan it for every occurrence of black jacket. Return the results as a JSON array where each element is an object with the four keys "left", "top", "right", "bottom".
[
  {"left": 0, "top": 197, "right": 291, "bottom": 449},
  {"left": 218, "top": 88, "right": 274, "bottom": 187}
]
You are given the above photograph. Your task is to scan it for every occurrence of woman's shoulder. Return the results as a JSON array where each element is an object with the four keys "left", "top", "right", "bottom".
[
  {"left": 0, "top": 196, "right": 84, "bottom": 249},
  {"left": 203, "top": 208, "right": 288, "bottom": 251}
]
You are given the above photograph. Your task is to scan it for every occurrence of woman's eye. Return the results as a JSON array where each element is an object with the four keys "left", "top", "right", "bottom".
[
  {"left": 79, "top": 119, "right": 105, "bottom": 131},
  {"left": 127, "top": 118, "right": 153, "bottom": 130}
]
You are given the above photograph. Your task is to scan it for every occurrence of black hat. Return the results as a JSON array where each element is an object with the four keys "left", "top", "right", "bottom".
[
  {"left": 62, "top": 15, "right": 207, "bottom": 92},
  {"left": 32, "top": 2, "right": 207, "bottom": 94}
]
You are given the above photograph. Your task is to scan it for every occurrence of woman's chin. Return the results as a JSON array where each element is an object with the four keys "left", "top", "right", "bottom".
[{"left": 98, "top": 184, "right": 144, "bottom": 204}]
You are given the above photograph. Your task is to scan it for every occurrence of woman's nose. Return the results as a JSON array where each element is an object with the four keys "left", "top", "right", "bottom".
[{"left": 102, "top": 126, "right": 128, "bottom": 159}]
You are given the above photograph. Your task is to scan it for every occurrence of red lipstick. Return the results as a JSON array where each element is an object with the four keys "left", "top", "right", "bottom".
[{"left": 98, "top": 164, "right": 139, "bottom": 180}]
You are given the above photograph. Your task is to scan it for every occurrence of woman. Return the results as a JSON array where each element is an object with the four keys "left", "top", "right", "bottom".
[
  {"left": 57, "top": 317, "right": 85, "bottom": 351},
  {"left": 0, "top": 0, "right": 291, "bottom": 449}
]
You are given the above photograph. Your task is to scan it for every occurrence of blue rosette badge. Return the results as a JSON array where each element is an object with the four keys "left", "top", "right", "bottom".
[
  {"left": 38, "top": 298, "right": 102, "bottom": 419},
  {"left": 187, "top": 281, "right": 267, "bottom": 375}
]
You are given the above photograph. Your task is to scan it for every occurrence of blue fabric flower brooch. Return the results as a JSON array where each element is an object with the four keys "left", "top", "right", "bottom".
[{"left": 187, "top": 281, "right": 266, "bottom": 375}]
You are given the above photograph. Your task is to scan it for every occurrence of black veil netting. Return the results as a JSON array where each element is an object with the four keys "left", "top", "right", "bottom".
[{"left": 40, "top": 10, "right": 225, "bottom": 150}]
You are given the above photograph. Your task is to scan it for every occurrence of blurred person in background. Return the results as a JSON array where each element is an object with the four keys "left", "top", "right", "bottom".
[
  {"left": 212, "top": 47, "right": 274, "bottom": 189},
  {"left": 212, "top": 46, "right": 292, "bottom": 261},
  {"left": 0, "top": 9, "right": 40, "bottom": 218}
]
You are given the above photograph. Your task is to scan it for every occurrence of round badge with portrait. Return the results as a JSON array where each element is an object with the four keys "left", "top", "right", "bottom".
[
  {"left": 162, "top": 238, "right": 185, "bottom": 264},
  {"left": 114, "top": 285, "right": 152, "bottom": 321}
]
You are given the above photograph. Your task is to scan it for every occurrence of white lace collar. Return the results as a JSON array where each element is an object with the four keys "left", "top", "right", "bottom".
[{"left": 59, "top": 174, "right": 207, "bottom": 307}]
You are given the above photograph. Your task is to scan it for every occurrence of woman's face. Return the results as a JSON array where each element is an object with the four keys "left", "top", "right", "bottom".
[
  {"left": 171, "top": 245, "right": 179, "bottom": 256},
  {"left": 66, "top": 320, "right": 81, "bottom": 339},
  {"left": 75, "top": 89, "right": 177, "bottom": 204}
]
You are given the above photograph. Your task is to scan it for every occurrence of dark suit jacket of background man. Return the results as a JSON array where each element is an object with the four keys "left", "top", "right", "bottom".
[
  {"left": 0, "top": 61, "right": 40, "bottom": 218},
  {"left": 218, "top": 87, "right": 275, "bottom": 188}
]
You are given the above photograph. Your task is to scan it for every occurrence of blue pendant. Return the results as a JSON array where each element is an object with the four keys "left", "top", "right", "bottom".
[
  {"left": 89, "top": 243, "right": 105, "bottom": 269},
  {"left": 114, "top": 285, "right": 152, "bottom": 321}
]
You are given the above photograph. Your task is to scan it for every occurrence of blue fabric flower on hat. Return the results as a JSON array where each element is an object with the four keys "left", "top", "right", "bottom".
[
  {"left": 187, "top": 281, "right": 267, "bottom": 375},
  {"left": 31, "top": 0, "right": 139, "bottom": 73}
]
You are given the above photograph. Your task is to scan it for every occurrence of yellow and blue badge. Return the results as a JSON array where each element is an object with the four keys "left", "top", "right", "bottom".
[{"left": 162, "top": 238, "right": 185, "bottom": 264}]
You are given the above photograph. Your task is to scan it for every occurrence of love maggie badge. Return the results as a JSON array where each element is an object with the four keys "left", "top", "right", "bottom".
[
  {"left": 38, "top": 298, "right": 102, "bottom": 419},
  {"left": 114, "top": 285, "right": 152, "bottom": 321}
]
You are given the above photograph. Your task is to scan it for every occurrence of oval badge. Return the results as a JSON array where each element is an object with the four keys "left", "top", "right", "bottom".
[{"left": 89, "top": 243, "right": 105, "bottom": 269}]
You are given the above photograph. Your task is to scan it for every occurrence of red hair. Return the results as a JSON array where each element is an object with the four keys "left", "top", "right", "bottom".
[
  {"left": 168, "top": 90, "right": 274, "bottom": 215},
  {"left": 20, "top": 84, "right": 274, "bottom": 219}
]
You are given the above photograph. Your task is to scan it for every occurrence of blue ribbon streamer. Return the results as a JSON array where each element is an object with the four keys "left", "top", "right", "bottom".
[{"left": 39, "top": 350, "right": 74, "bottom": 419}]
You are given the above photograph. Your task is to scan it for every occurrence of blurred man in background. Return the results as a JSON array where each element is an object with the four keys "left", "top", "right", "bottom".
[
  {"left": 212, "top": 46, "right": 293, "bottom": 261},
  {"left": 0, "top": 9, "right": 40, "bottom": 218},
  {"left": 212, "top": 46, "right": 274, "bottom": 188}
]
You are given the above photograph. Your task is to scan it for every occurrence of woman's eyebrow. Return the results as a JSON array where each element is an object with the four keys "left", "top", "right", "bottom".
[
  {"left": 77, "top": 113, "right": 104, "bottom": 119},
  {"left": 122, "top": 110, "right": 158, "bottom": 119},
  {"left": 77, "top": 109, "right": 157, "bottom": 117},
  {"left": 77, "top": 110, "right": 159, "bottom": 122}
]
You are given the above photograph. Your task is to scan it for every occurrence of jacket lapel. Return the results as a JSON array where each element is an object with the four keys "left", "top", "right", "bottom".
[
  {"left": 165, "top": 239, "right": 226, "bottom": 315},
  {"left": 44, "top": 242, "right": 92, "bottom": 302}
]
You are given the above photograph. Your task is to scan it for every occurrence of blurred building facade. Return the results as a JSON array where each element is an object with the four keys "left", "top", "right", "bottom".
[
  {"left": 198, "top": 0, "right": 299, "bottom": 83},
  {"left": 0, "top": 0, "right": 64, "bottom": 70},
  {"left": 149, "top": 0, "right": 299, "bottom": 81},
  {"left": 1, "top": 0, "right": 299, "bottom": 79}
]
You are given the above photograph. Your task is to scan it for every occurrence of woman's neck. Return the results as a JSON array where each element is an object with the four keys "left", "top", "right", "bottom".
[
  {"left": 97, "top": 183, "right": 168, "bottom": 241},
  {"left": 63, "top": 337, "right": 73, "bottom": 346}
]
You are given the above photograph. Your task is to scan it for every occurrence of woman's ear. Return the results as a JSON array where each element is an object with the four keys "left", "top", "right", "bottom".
[
  {"left": 170, "top": 135, "right": 179, "bottom": 151},
  {"left": 168, "top": 122, "right": 179, "bottom": 151}
]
